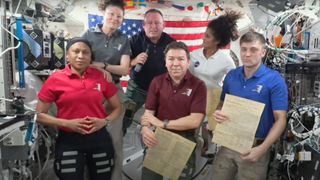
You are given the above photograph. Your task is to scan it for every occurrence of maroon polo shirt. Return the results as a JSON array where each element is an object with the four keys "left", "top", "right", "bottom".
[
  {"left": 145, "top": 71, "right": 206, "bottom": 133},
  {"left": 38, "top": 65, "right": 118, "bottom": 132}
]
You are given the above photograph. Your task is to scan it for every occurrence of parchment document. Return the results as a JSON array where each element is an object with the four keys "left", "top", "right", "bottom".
[
  {"left": 207, "top": 88, "right": 222, "bottom": 130},
  {"left": 212, "top": 94, "right": 265, "bottom": 153},
  {"left": 143, "top": 128, "right": 196, "bottom": 180}
]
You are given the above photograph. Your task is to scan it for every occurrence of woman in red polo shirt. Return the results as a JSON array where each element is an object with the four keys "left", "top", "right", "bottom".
[{"left": 36, "top": 37, "right": 121, "bottom": 180}]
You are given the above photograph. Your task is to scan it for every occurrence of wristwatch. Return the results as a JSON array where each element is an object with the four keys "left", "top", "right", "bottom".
[
  {"left": 105, "top": 118, "right": 111, "bottom": 126},
  {"left": 139, "top": 124, "right": 148, "bottom": 132},
  {"left": 163, "top": 119, "right": 169, "bottom": 129},
  {"left": 103, "top": 62, "right": 109, "bottom": 70}
]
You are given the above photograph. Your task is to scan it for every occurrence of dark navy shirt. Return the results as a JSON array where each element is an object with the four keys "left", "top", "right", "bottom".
[
  {"left": 221, "top": 64, "right": 288, "bottom": 138},
  {"left": 130, "top": 31, "right": 175, "bottom": 91}
]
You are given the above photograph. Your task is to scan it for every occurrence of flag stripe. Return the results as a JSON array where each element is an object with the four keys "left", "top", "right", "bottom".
[
  {"left": 169, "top": 33, "right": 204, "bottom": 40},
  {"left": 165, "top": 21, "right": 209, "bottom": 27},
  {"left": 164, "top": 27, "right": 207, "bottom": 35},
  {"left": 178, "top": 39, "right": 203, "bottom": 46},
  {"left": 164, "top": 21, "right": 207, "bottom": 51}
]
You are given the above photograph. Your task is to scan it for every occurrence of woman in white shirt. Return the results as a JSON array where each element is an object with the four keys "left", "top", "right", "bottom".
[{"left": 190, "top": 10, "right": 242, "bottom": 154}]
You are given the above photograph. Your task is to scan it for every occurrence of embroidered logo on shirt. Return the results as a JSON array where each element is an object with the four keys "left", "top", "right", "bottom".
[
  {"left": 194, "top": 61, "right": 200, "bottom": 68},
  {"left": 114, "top": 44, "right": 122, "bottom": 51},
  {"left": 182, "top": 88, "right": 192, "bottom": 96},
  {"left": 252, "top": 85, "right": 263, "bottom": 93},
  {"left": 94, "top": 83, "right": 101, "bottom": 91}
]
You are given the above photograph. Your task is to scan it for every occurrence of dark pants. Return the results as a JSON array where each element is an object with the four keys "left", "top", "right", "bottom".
[
  {"left": 54, "top": 129, "right": 114, "bottom": 180},
  {"left": 122, "top": 79, "right": 147, "bottom": 135}
]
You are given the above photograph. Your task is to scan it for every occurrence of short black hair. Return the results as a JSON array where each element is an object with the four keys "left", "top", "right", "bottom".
[
  {"left": 164, "top": 41, "right": 190, "bottom": 60},
  {"left": 98, "top": 0, "right": 125, "bottom": 12}
]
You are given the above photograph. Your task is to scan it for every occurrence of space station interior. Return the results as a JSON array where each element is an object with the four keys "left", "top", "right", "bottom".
[{"left": 0, "top": 0, "right": 320, "bottom": 180}]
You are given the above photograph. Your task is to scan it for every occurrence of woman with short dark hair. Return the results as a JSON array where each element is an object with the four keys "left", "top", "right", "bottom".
[{"left": 36, "top": 37, "right": 121, "bottom": 180}]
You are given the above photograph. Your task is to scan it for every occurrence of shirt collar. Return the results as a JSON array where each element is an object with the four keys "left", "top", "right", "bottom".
[
  {"left": 63, "top": 64, "right": 93, "bottom": 77},
  {"left": 93, "top": 24, "right": 120, "bottom": 37},
  {"left": 202, "top": 49, "right": 224, "bottom": 60},
  {"left": 252, "top": 64, "right": 267, "bottom": 78},
  {"left": 142, "top": 30, "right": 165, "bottom": 45},
  {"left": 165, "top": 70, "right": 192, "bottom": 82},
  {"left": 239, "top": 64, "right": 267, "bottom": 79},
  {"left": 93, "top": 24, "right": 103, "bottom": 33}
]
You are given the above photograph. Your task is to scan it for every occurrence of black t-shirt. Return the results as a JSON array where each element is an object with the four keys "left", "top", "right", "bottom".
[{"left": 130, "top": 31, "right": 175, "bottom": 91}]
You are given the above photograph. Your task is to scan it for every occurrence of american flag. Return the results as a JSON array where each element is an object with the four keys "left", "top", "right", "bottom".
[
  {"left": 88, "top": 14, "right": 208, "bottom": 52},
  {"left": 164, "top": 21, "right": 208, "bottom": 51}
]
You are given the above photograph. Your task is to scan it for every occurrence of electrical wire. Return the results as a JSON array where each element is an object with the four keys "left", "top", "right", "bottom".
[
  {"left": 0, "top": 97, "right": 36, "bottom": 114},
  {"left": 289, "top": 106, "right": 320, "bottom": 139},
  {"left": 34, "top": 146, "right": 42, "bottom": 180},
  {"left": 316, "top": 135, "right": 320, "bottom": 151},
  {"left": 33, "top": 126, "right": 51, "bottom": 180},
  {"left": 287, "top": 160, "right": 292, "bottom": 180},
  {"left": 14, "top": 0, "right": 23, "bottom": 16},
  {"left": 23, "top": 0, "right": 34, "bottom": 16},
  {"left": 0, "top": 127, "right": 20, "bottom": 143},
  {"left": 26, "top": 165, "right": 32, "bottom": 180},
  {"left": 191, "top": 158, "right": 212, "bottom": 179},
  {"left": 257, "top": 5, "right": 276, "bottom": 17},
  {"left": 122, "top": 170, "right": 134, "bottom": 180},
  {"left": 0, "top": 24, "right": 21, "bottom": 57},
  {"left": 23, "top": 104, "right": 35, "bottom": 112},
  {"left": 0, "top": 97, "right": 13, "bottom": 102}
]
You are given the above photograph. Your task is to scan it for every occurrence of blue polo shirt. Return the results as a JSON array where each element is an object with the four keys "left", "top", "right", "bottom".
[{"left": 221, "top": 64, "right": 288, "bottom": 138}]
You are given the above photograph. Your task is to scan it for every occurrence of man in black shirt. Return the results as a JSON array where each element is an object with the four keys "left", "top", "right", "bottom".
[{"left": 123, "top": 8, "right": 175, "bottom": 134}]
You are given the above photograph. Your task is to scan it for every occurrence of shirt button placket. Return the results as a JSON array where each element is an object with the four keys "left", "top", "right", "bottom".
[{"left": 81, "top": 76, "right": 86, "bottom": 88}]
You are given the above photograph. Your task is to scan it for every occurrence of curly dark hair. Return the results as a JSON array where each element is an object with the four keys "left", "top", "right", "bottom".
[
  {"left": 207, "top": 9, "right": 242, "bottom": 48},
  {"left": 98, "top": 0, "right": 125, "bottom": 12}
]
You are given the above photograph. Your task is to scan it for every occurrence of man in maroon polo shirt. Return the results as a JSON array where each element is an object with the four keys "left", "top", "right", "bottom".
[{"left": 140, "top": 41, "right": 207, "bottom": 180}]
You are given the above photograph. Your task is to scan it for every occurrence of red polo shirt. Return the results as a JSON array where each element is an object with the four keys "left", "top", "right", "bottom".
[
  {"left": 38, "top": 65, "right": 117, "bottom": 132},
  {"left": 145, "top": 71, "right": 206, "bottom": 132}
]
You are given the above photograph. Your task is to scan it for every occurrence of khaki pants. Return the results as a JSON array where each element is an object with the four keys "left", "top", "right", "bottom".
[{"left": 212, "top": 147, "right": 270, "bottom": 180}]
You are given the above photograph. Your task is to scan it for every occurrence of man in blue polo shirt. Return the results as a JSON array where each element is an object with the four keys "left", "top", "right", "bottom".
[{"left": 212, "top": 31, "right": 288, "bottom": 180}]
